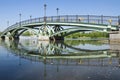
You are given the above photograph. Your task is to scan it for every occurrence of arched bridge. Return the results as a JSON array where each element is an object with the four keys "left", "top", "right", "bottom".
[{"left": 0, "top": 15, "right": 119, "bottom": 40}]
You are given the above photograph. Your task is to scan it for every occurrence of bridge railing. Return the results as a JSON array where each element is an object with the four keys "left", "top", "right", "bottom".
[
  {"left": 20, "top": 15, "right": 119, "bottom": 26},
  {"left": 45, "top": 15, "right": 119, "bottom": 25},
  {"left": 3, "top": 15, "right": 120, "bottom": 33}
]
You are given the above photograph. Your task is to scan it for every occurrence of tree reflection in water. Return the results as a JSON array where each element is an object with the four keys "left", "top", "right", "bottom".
[
  {"left": 1, "top": 39, "right": 120, "bottom": 66},
  {"left": 1, "top": 39, "right": 120, "bottom": 80}
]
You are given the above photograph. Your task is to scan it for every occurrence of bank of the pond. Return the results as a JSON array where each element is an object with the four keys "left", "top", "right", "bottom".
[
  {"left": 109, "top": 39, "right": 120, "bottom": 44},
  {"left": 65, "top": 37, "right": 109, "bottom": 40},
  {"left": 65, "top": 32, "right": 109, "bottom": 39}
]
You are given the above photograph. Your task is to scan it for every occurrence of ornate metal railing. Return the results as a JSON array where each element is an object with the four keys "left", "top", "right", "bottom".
[{"left": 3, "top": 15, "right": 120, "bottom": 33}]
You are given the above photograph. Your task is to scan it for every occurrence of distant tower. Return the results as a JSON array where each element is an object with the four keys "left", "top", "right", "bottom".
[{"left": 118, "top": 16, "right": 120, "bottom": 31}]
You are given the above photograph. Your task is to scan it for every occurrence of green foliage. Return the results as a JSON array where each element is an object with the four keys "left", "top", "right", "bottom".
[
  {"left": 64, "top": 40, "right": 104, "bottom": 46},
  {"left": 65, "top": 31, "right": 109, "bottom": 39},
  {"left": 22, "top": 31, "right": 32, "bottom": 36},
  {"left": 0, "top": 31, "right": 2, "bottom": 35}
]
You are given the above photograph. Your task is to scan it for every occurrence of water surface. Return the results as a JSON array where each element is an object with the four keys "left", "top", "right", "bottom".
[{"left": 0, "top": 38, "right": 120, "bottom": 80}]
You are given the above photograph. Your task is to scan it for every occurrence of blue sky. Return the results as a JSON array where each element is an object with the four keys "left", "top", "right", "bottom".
[{"left": 0, "top": 0, "right": 120, "bottom": 31}]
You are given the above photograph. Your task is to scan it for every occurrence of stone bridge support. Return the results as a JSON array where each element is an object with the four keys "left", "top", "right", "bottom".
[
  {"left": 0, "top": 35, "right": 13, "bottom": 40},
  {"left": 50, "top": 36, "right": 64, "bottom": 41}
]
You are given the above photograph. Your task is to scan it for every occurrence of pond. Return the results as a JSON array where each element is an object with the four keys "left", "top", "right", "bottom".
[{"left": 0, "top": 38, "right": 120, "bottom": 80}]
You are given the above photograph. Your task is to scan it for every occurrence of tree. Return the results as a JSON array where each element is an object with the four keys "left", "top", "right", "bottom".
[
  {"left": 65, "top": 31, "right": 108, "bottom": 38},
  {"left": 21, "top": 31, "right": 32, "bottom": 36},
  {"left": 0, "top": 31, "right": 2, "bottom": 35}
]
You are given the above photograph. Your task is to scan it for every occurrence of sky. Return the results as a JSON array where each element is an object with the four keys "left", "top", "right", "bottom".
[{"left": 0, "top": 0, "right": 120, "bottom": 31}]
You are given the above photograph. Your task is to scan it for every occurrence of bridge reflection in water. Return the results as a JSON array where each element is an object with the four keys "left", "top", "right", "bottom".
[
  {"left": 1, "top": 38, "right": 120, "bottom": 80},
  {"left": 2, "top": 38, "right": 120, "bottom": 67}
]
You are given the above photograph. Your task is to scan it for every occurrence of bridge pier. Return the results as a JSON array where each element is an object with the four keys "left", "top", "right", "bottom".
[
  {"left": 50, "top": 36, "right": 64, "bottom": 41},
  {"left": 1, "top": 36, "right": 19, "bottom": 41},
  {"left": 109, "top": 31, "right": 120, "bottom": 42},
  {"left": 0, "top": 36, "right": 13, "bottom": 40},
  {"left": 13, "top": 36, "right": 19, "bottom": 40},
  {"left": 38, "top": 35, "right": 64, "bottom": 41},
  {"left": 1, "top": 36, "right": 5, "bottom": 40},
  {"left": 38, "top": 35, "right": 49, "bottom": 41},
  {"left": 9, "top": 36, "right": 14, "bottom": 40}
]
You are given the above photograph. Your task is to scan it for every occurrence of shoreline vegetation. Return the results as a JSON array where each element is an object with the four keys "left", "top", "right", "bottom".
[
  {"left": 0, "top": 31, "right": 109, "bottom": 39},
  {"left": 1, "top": 31, "right": 120, "bottom": 43},
  {"left": 0, "top": 31, "right": 2, "bottom": 35},
  {"left": 1, "top": 31, "right": 120, "bottom": 44},
  {"left": 22, "top": 31, "right": 109, "bottom": 38},
  {"left": 65, "top": 32, "right": 109, "bottom": 39}
]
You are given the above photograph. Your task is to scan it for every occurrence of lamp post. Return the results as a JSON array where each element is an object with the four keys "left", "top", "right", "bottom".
[
  {"left": 19, "top": 13, "right": 21, "bottom": 27},
  {"left": 118, "top": 16, "right": 120, "bottom": 30},
  {"left": 44, "top": 4, "right": 47, "bottom": 23},
  {"left": 30, "top": 15, "right": 32, "bottom": 23},
  {"left": 44, "top": 4, "right": 47, "bottom": 35},
  {"left": 30, "top": 15, "right": 32, "bottom": 21},
  {"left": 56, "top": 8, "right": 59, "bottom": 22},
  {"left": 30, "top": 15, "right": 32, "bottom": 35},
  {"left": 56, "top": 8, "right": 59, "bottom": 16},
  {"left": 7, "top": 21, "right": 9, "bottom": 27},
  {"left": 30, "top": 15, "right": 32, "bottom": 19}
]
